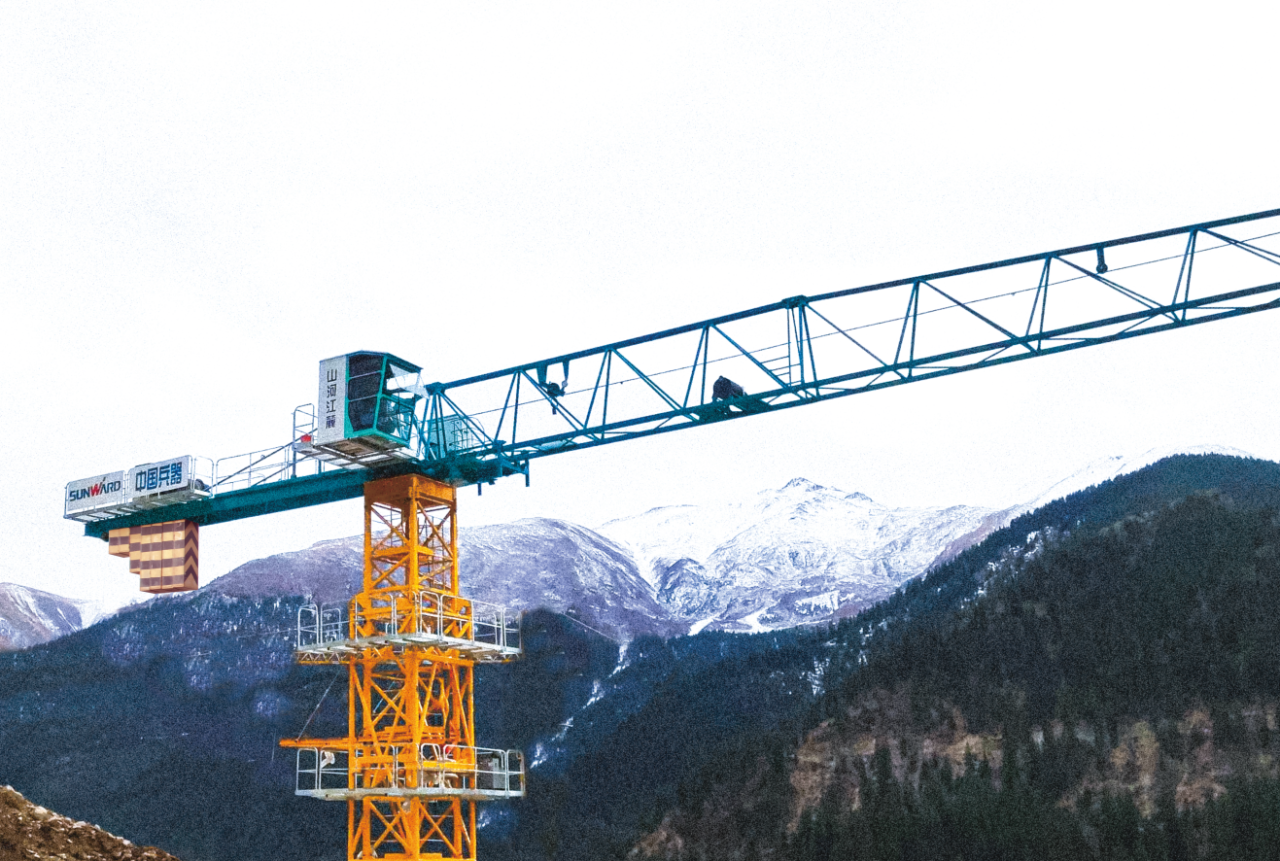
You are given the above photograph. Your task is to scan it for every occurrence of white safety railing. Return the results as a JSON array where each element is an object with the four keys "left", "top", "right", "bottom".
[
  {"left": 297, "top": 603, "right": 349, "bottom": 650},
  {"left": 295, "top": 747, "right": 351, "bottom": 795},
  {"left": 296, "top": 591, "right": 520, "bottom": 659},
  {"left": 295, "top": 745, "right": 525, "bottom": 799},
  {"left": 213, "top": 444, "right": 295, "bottom": 493},
  {"left": 213, "top": 404, "right": 367, "bottom": 494}
]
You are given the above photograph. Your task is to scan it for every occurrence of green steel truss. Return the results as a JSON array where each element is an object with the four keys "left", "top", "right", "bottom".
[{"left": 83, "top": 207, "right": 1280, "bottom": 539}]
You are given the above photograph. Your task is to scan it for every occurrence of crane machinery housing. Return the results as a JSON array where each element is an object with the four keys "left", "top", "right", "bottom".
[{"left": 63, "top": 207, "right": 1280, "bottom": 861}]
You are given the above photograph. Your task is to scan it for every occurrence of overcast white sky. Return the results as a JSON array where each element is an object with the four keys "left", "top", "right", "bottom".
[{"left": 4, "top": 1, "right": 1280, "bottom": 608}]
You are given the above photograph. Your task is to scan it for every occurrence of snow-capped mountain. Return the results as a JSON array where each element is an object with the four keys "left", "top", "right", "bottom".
[
  {"left": 458, "top": 518, "right": 684, "bottom": 640},
  {"left": 208, "top": 519, "right": 682, "bottom": 640},
  {"left": 0, "top": 583, "right": 109, "bottom": 650},
  {"left": 596, "top": 478, "right": 999, "bottom": 633},
  {"left": 209, "top": 536, "right": 363, "bottom": 604},
  {"left": 204, "top": 480, "right": 999, "bottom": 638},
  {"left": 11, "top": 446, "right": 1265, "bottom": 647}
]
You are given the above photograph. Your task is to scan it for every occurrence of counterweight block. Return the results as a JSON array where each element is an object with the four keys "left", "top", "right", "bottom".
[{"left": 106, "top": 519, "right": 198, "bottom": 593}]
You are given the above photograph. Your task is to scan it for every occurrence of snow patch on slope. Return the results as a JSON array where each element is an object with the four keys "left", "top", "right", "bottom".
[
  {"left": 1011, "top": 444, "right": 1257, "bottom": 518},
  {"left": 598, "top": 478, "right": 998, "bottom": 633},
  {"left": 0, "top": 584, "right": 88, "bottom": 650}
]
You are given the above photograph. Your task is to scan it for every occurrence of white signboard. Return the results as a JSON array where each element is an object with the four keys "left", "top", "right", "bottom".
[
  {"left": 130, "top": 456, "right": 195, "bottom": 497},
  {"left": 65, "top": 471, "right": 127, "bottom": 516},
  {"left": 314, "top": 355, "right": 347, "bottom": 445}
]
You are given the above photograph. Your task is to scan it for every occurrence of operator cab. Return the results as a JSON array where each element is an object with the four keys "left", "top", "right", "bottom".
[{"left": 312, "top": 351, "right": 422, "bottom": 461}]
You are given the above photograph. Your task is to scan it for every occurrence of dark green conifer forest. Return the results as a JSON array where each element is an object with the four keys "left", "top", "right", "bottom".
[
  {"left": 6, "top": 454, "right": 1280, "bottom": 860},
  {"left": 665, "top": 457, "right": 1280, "bottom": 860}
]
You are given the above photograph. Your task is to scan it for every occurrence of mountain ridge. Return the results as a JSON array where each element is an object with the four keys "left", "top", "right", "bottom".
[
  {"left": 0, "top": 583, "right": 103, "bottom": 651},
  {"left": 636, "top": 462, "right": 1280, "bottom": 861},
  {"left": 5, "top": 452, "right": 1280, "bottom": 861},
  {"left": 7, "top": 444, "right": 1261, "bottom": 651}
]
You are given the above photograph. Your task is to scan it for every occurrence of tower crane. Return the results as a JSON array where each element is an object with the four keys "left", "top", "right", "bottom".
[{"left": 63, "top": 207, "right": 1280, "bottom": 861}]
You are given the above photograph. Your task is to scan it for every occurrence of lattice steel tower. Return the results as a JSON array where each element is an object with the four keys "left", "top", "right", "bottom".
[{"left": 286, "top": 473, "right": 523, "bottom": 861}]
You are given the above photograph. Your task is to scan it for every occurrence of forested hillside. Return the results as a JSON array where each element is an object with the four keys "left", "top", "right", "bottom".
[
  {"left": 649, "top": 457, "right": 1280, "bottom": 860},
  {"left": 5, "top": 454, "right": 1280, "bottom": 861},
  {"left": 0, "top": 595, "right": 823, "bottom": 861}
]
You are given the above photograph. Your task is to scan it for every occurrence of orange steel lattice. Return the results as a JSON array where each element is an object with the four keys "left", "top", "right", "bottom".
[{"left": 286, "top": 474, "right": 523, "bottom": 861}]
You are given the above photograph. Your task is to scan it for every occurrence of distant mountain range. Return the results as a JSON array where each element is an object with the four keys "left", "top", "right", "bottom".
[
  {"left": 206, "top": 443, "right": 1259, "bottom": 639},
  {"left": 0, "top": 584, "right": 125, "bottom": 651},
  {"left": 1, "top": 444, "right": 1254, "bottom": 649},
  {"left": 4, "top": 450, "right": 1279, "bottom": 861},
  {"left": 210, "top": 481, "right": 998, "bottom": 640}
]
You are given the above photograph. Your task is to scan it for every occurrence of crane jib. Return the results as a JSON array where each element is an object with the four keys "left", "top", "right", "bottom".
[{"left": 73, "top": 207, "right": 1280, "bottom": 538}]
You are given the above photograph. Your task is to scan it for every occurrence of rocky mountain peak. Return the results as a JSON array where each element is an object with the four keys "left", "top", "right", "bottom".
[
  {"left": 0, "top": 584, "right": 93, "bottom": 650},
  {"left": 780, "top": 477, "right": 828, "bottom": 492}
]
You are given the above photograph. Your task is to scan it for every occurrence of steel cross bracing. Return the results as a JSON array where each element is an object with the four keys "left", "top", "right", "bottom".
[
  {"left": 281, "top": 475, "right": 524, "bottom": 861},
  {"left": 416, "top": 207, "right": 1280, "bottom": 474},
  {"left": 79, "top": 207, "right": 1280, "bottom": 538}
]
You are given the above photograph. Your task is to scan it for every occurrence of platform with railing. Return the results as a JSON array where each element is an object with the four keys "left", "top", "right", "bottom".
[
  {"left": 295, "top": 745, "right": 526, "bottom": 801},
  {"left": 295, "top": 590, "right": 522, "bottom": 663}
]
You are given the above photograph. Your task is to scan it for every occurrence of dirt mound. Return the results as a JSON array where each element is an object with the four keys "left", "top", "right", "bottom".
[{"left": 0, "top": 785, "right": 182, "bottom": 861}]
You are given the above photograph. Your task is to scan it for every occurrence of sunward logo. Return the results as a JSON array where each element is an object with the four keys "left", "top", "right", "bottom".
[{"left": 69, "top": 479, "right": 123, "bottom": 502}]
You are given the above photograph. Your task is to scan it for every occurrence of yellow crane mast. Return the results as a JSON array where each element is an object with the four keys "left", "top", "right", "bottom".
[{"left": 284, "top": 473, "right": 524, "bottom": 861}]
